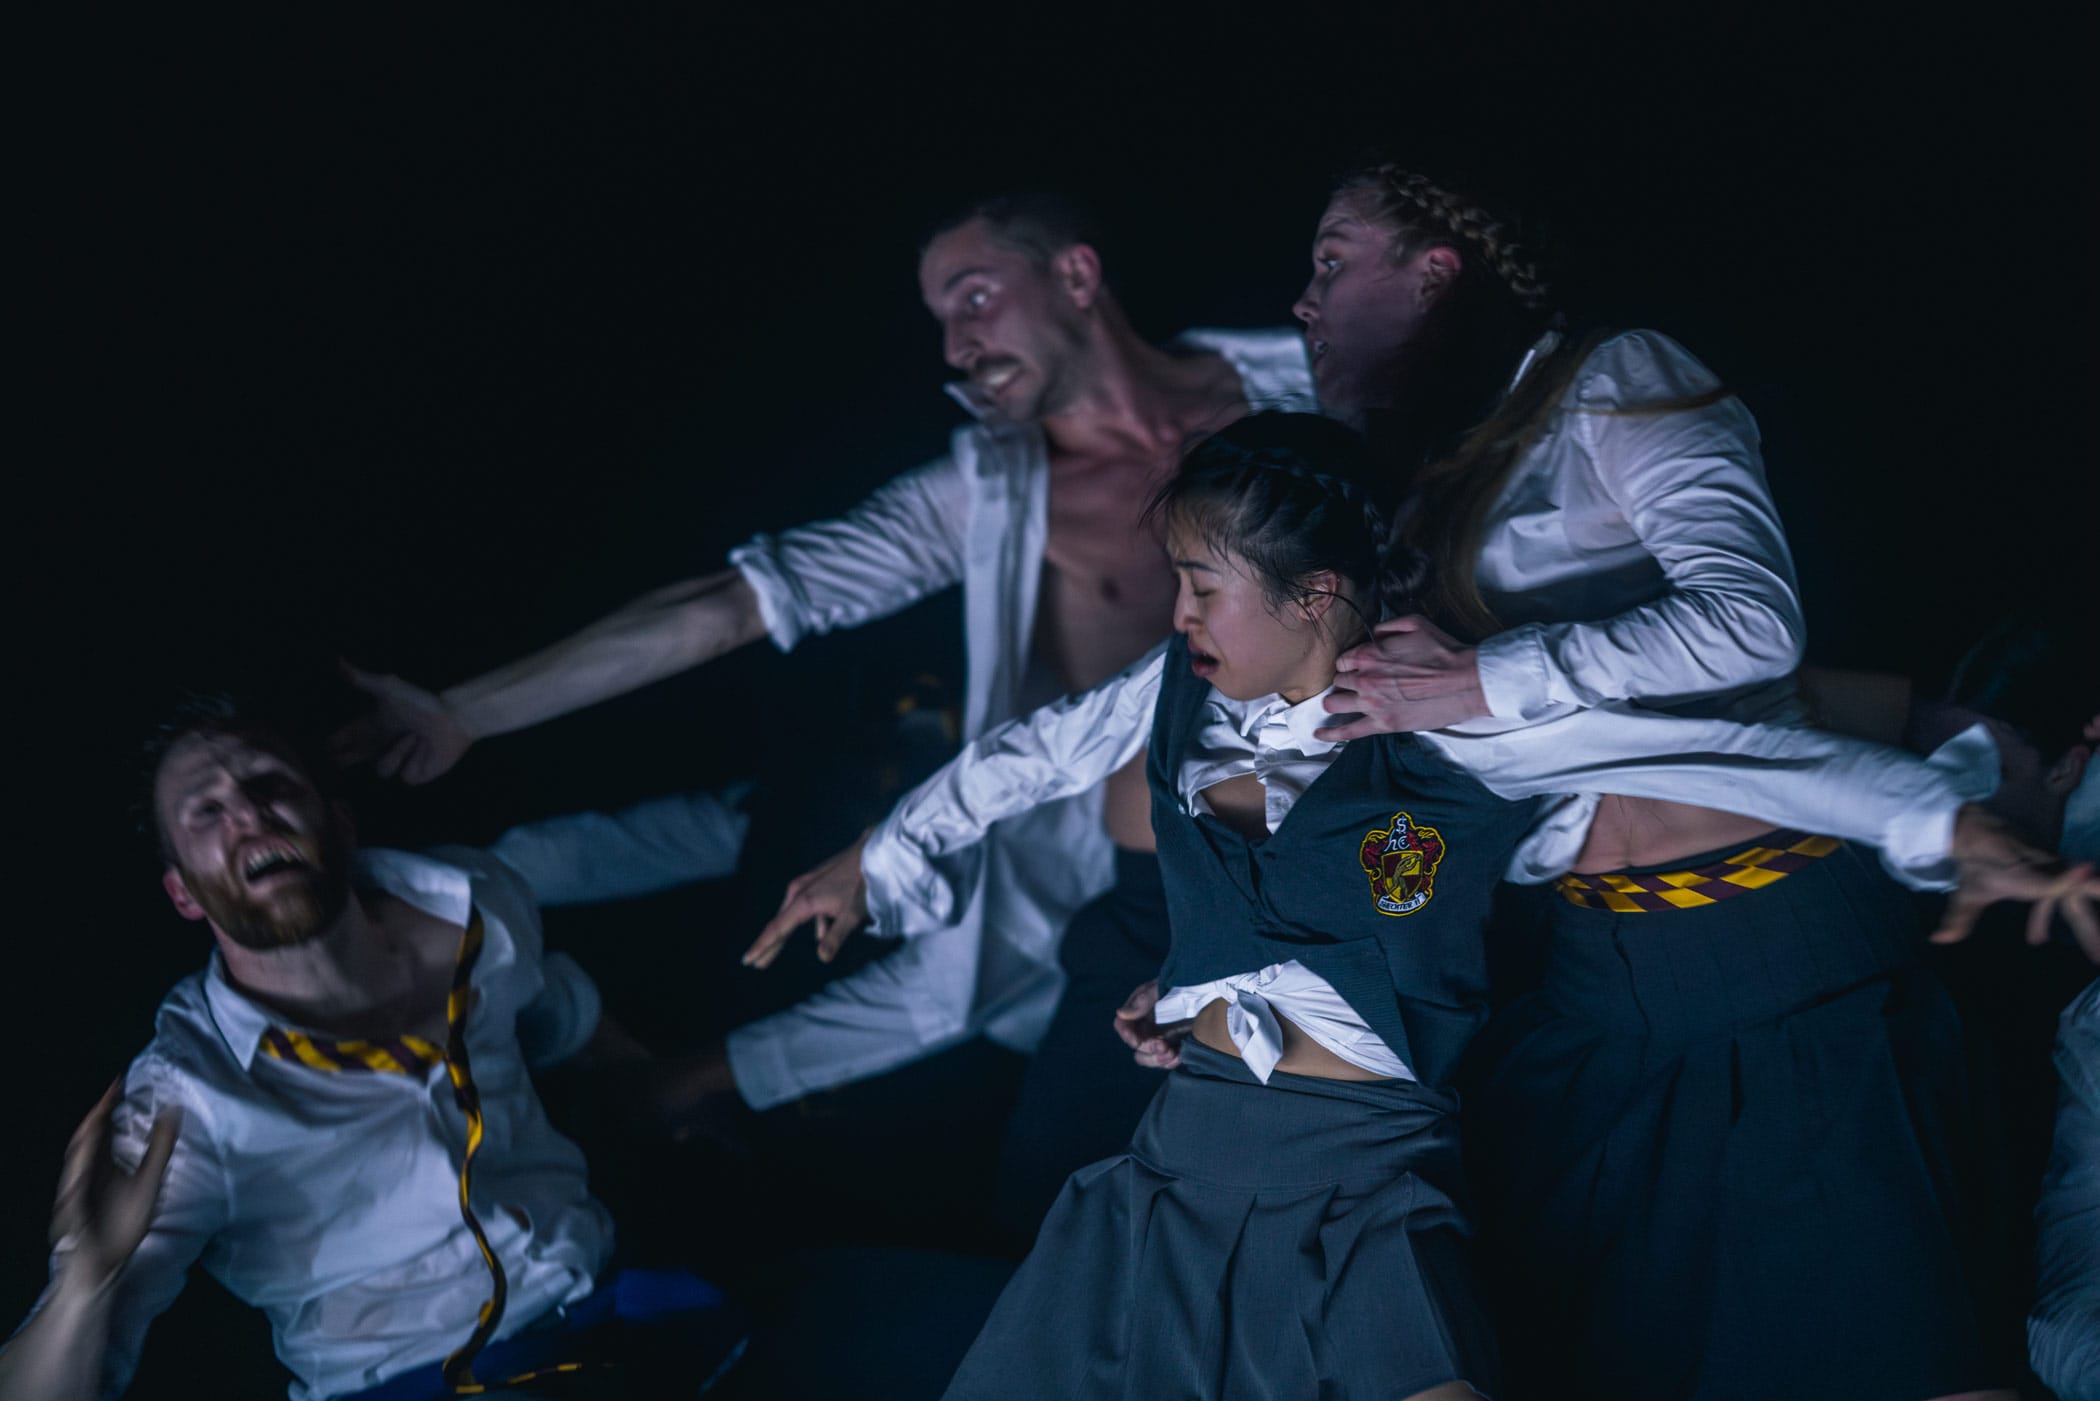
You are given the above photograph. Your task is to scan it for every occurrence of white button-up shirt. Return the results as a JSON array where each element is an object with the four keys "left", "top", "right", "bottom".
[
  {"left": 30, "top": 789, "right": 749, "bottom": 1401},
  {"left": 723, "top": 329, "right": 1315, "bottom": 1110},
  {"left": 1450, "top": 327, "right": 1851, "bottom": 881}
]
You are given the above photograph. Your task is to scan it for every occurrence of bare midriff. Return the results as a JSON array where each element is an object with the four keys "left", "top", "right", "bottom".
[
  {"left": 1572, "top": 794, "right": 1782, "bottom": 874},
  {"left": 1191, "top": 999, "right": 1394, "bottom": 1081}
]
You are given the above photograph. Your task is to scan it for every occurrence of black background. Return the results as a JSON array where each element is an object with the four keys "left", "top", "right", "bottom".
[{"left": 14, "top": 4, "right": 2095, "bottom": 1390}]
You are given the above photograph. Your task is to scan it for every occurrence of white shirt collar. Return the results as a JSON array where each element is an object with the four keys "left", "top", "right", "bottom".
[
  {"left": 1205, "top": 685, "right": 1347, "bottom": 759},
  {"left": 203, "top": 848, "right": 476, "bottom": 1071}
]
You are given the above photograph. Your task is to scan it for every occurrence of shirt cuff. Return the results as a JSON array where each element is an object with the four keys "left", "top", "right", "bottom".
[
  {"left": 1873, "top": 722, "right": 2002, "bottom": 890},
  {"left": 727, "top": 540, "right": 805, "bottom": 653},
  {"left": 517, "top": 952, "right": 605, "bottom": 1070},
  {"left": 858, "top": 812, "right": 960, "bottom": 938},
  {"left": 1476, "top": 624, "right": 1551, "bottom": 720},
  {"left": 723, "top": 1021, "right": 798, "bottom": 1111}
]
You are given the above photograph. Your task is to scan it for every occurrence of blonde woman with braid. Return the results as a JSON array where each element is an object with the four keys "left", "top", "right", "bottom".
[{"left": 1291, "top": 166, "right": 2092, "bottom": 1399}]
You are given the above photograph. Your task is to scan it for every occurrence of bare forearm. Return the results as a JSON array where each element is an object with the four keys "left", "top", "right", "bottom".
[
  {"left": 0, "top": 1269, "right": 116, "bottom": 1401},
  {"left": 442, "top": 570, "right": 765, "bottom": 740}
]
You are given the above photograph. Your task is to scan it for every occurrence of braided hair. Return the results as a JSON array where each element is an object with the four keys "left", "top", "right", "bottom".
[
  {"left": 1329, "top": 164, "right": 1603, "bottom": 640},
  {"left": 1338, "top": 165, "right": 1551, "bottom": 311},
  {"left": 1144, "top": 412, "right": 1429, "bottom": 642}
]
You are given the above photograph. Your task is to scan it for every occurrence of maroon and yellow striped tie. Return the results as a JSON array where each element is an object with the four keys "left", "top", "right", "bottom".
[{"left": 258, "top": 1027, "right": 444, "bottom": 1076}]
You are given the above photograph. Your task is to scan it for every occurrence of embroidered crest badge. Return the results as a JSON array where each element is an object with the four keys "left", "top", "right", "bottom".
[{"left": 1359, "top": 811, "right": 1447, "bottom": 917}]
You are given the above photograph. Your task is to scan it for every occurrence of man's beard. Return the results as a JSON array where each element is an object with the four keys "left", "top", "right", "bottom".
[{"left": 181, "top": 826, "right": 353, "bottom": 951}]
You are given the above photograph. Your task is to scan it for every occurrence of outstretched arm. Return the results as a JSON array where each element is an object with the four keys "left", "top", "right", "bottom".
[
  {"left": 1410, "top": 705, "right": 2099, "bottom": 953},
  {"left": 742, "top": 643, "right": 1166, "bottom": 969},
  {"left": 334, "top": 451, "right": 973, "bottom": 783},
  {"left": 489, "top": 785, "right": 752, "bottom": 908},
  {"left": 335, "top": 570, "right": 768, "bottom": 783}
]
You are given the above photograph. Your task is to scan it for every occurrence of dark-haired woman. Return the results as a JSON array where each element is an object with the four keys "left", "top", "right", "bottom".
[
  {"left": 1294, "top": 167, "right": 2094, "bottom": 1400},
  {"left": 744, "top": 412, "right": 2037, "bottom": 1401}
]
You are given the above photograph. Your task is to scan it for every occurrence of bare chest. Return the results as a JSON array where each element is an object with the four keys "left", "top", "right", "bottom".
[{"left": 1034, "top": 449, "right": 1180, "bottom": 690}]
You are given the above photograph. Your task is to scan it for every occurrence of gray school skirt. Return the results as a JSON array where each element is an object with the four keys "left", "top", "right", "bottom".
[{"left": 942, "top": 1040, "right": 1495, "bottom": 1400}]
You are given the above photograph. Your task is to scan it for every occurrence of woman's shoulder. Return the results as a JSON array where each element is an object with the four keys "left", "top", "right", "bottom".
[{"left": 1566, "top": 328, "right": 1724, "bottom": 412}]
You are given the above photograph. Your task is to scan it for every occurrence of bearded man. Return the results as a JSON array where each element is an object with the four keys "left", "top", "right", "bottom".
[{"left": 0, "top": 697, "right": 749, "bottom": 1401}]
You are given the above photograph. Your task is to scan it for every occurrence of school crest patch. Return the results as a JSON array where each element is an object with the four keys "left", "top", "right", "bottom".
[{"left": 1359, "top": 811, "right": 1446, "bottom": 917}]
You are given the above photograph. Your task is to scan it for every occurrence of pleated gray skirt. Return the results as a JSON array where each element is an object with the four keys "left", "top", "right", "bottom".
[{"left": 943, "top": 1040, "right": 1495, "bottom": 1400}]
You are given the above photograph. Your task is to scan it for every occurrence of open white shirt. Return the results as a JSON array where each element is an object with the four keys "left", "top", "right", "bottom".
[{"left": 723, "top": 328, "right": 1315, "bottom": 1109}]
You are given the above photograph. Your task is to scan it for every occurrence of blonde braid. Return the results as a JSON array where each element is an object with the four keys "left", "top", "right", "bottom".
[{"left": 1351, "top": 166, "right": 1551, "bottom": 310}]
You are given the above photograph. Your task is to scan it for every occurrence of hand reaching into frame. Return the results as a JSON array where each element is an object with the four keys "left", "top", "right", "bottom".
[
  {"left": 329, "top": 661, "right": 477, "bottom": 785},
  {"left": 53, "top": 1082, "right": 181, "bottom": 1290},
  {"left": 1931, "top": 804, "right": 2100, "bottom": 961},
  {"left": 742, "top": 829, "right": 873, "bottom": 970},
  {"left": 1318, "top": 615, "right": 1491, "bottom": 741}
]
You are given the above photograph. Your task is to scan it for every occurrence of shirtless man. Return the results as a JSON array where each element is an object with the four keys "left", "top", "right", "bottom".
[{"left": 336, "top": 194, "right": 1312, "bottom": 1179}]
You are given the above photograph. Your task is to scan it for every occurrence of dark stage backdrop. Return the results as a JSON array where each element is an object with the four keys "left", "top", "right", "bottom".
[{"left": 14, "top": 3, "right": 2094, "bottom": 1384}]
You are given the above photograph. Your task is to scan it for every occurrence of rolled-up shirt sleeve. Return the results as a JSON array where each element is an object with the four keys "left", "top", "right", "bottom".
[
  {"left": 729, "top": 451, "right": 971, "bottom": 654},
  {"left": 489, "top": 785, "right": 752, "bottom": 909},
  {"left": 1417, "top": 707, "right": 1999, "bottom": 890},
  {"left": 515, "top": 953, "right": 605, "bottom": 1071},
  {"left": 861, "top": 644, "right": 1164, "bottom": 936},
  {"left": 1476, "top": 331, "right": 1805, "bottom": 721},
  {"left": 2032, "top": 981, "right": 2100, "bottom": 1400}
]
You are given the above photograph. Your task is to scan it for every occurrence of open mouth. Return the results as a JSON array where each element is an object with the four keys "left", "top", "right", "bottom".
[
  {"left": 240, "top": 841, "right": 310, "bottom": 886},
  {"left": 973, "top": 360, "right": 1022, "bottom": 396},
  {"left": 1188, "top": 646, "right": 1220, "bottom": 678}
]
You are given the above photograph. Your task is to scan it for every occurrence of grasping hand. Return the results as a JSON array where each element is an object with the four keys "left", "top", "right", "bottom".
[
  {"left": 53, "top": 1082, "right": 180, "bottom": 1289},
  {"left": 1931, "top": 804, "right": 2100, "bottom": 961},
  {"left": 1318, "top": 615, "right": 1491, "bottom": 742},
  {"left": 742, "top": 829, "right": 873, "bottom": 970},
  {"left": 1113, "top": 980, "right": 1193, "bottom": 1070},
  {"left": 329, "top": 661, "right": 477, "bottom": 785}
]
